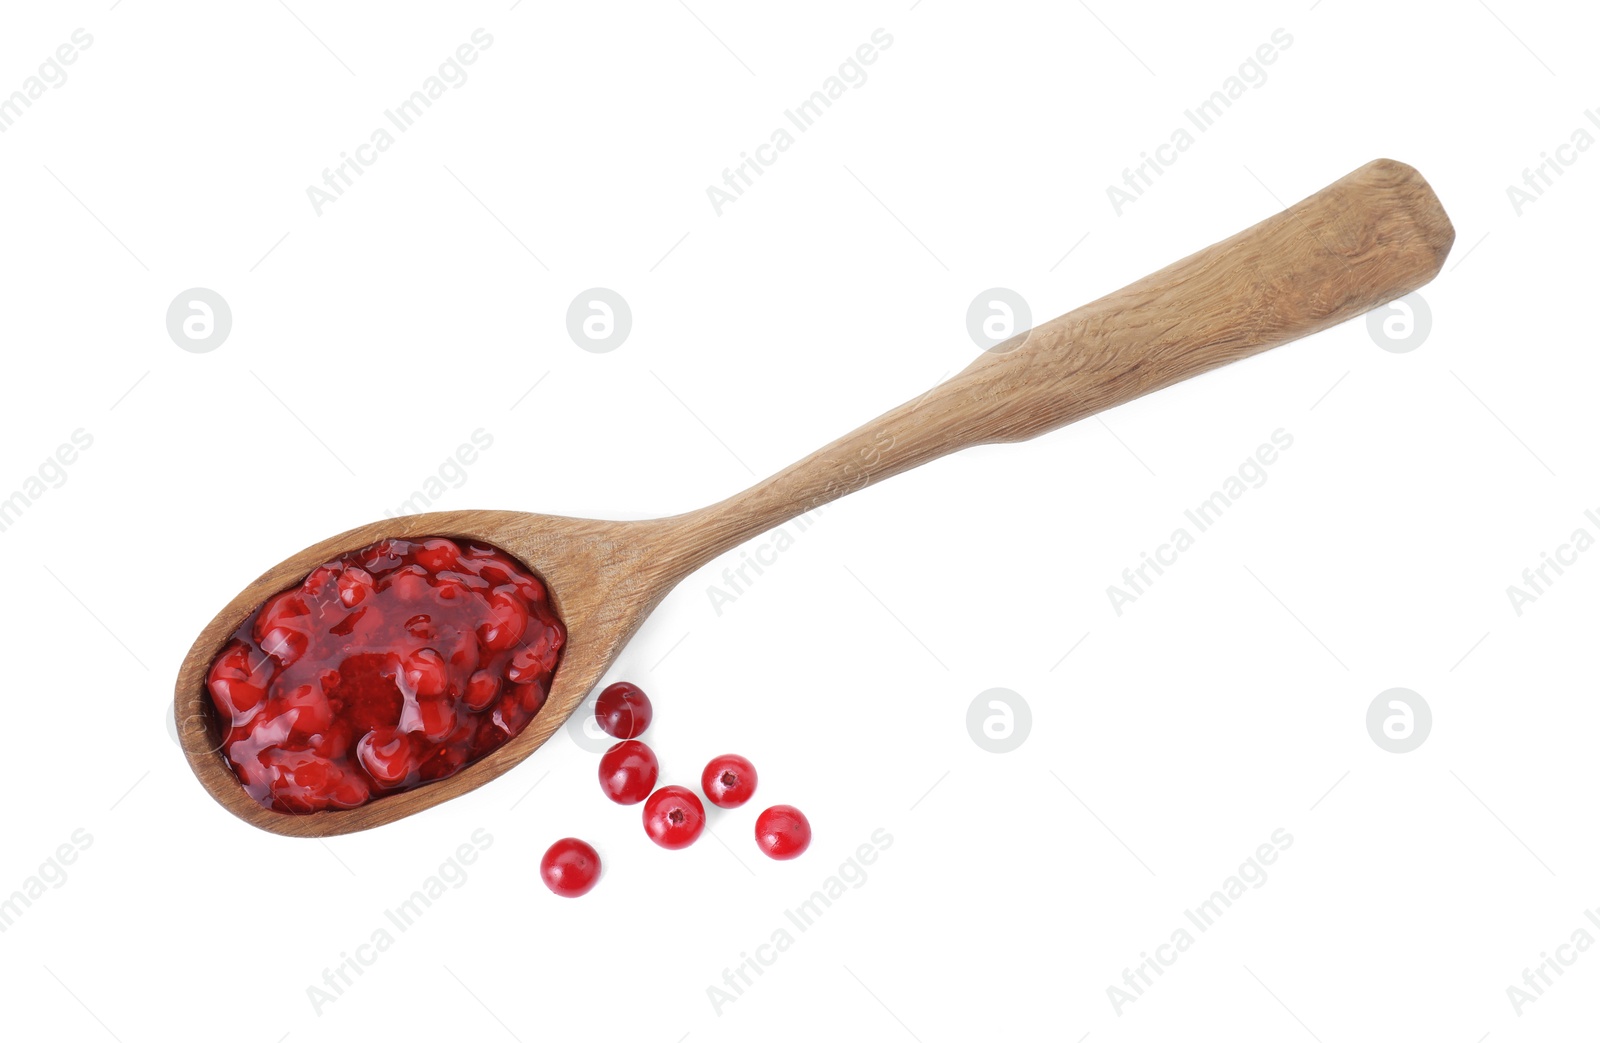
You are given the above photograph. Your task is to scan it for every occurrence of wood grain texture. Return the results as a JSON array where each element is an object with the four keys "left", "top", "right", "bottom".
[
  {"left": 176, "top": 158, "right": 1453, "bottom": 836},
  {"left": 663, "top": 159, "right": 1455, "bottom": 568}
]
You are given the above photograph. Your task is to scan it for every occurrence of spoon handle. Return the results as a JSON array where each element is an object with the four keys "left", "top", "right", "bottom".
[{"left": 670, "top": 158, "right": 1453, "bottom": 571}]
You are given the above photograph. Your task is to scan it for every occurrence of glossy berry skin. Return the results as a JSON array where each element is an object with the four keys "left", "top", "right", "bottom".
[
  {"left": 598, "top": 740, "right": 659, "bottom": 805},
  {"left": 755, "top": 805, "right": 811, "bottom": 860},
  {"left": 595, "top": 682, "right": 653, "bottom": 739},
  {"left": 701, "top": 754, "right": 758, "bottom": 809},
  {"left": 643, "top": 785, "right": 705, "bottom": 850},
  {"left": 540, "top": 838, "right": 601, "bottom": 898}
]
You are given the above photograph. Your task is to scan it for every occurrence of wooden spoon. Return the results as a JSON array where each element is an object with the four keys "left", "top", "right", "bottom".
[{"left": 176, "top": 158, "right": 1454, "bottom": 836}]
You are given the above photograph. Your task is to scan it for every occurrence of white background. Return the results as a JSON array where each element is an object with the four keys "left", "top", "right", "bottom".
[{"left": 1, "top": 1, "right": 1595, "bottom": 1040}]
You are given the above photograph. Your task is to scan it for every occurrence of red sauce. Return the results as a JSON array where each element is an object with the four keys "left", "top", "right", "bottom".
[{"left": 205, "top": 537, "right": 565, "bottom": 814}]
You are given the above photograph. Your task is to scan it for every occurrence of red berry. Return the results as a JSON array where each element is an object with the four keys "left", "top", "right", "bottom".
[
  {"left": 280, "top": 683, "right": 333, "bottom": 738},
  {"left": 414, "top": 537, "right": 462, "bottom": 573},
  {"left": 701, "top": 754, "right": 758, "bottom": 809},
  {"left": 337, "top": 566, "right": 375, "bottom": 607},
  {"left": 386, "top": 566, "right": 430, "bottom": 602},
  {"left": 415, "top": 696, "right": 458, "bottom": 741},
  {"left": 755, "top": 805, "right": 811, "bottom": 860},
  {"left": 207, "top": 642, "right": 270, "bottom": 720},
  {"left": 599, "top": 740, "right": 659, "bottom": 805},
  {"left": 327, "top": 769, "right": 372, "bottom": 809},
  {"left": 258, "top": 624, "right": 309, "bottom": 666},
  {"left": 356, "top": 728, "right": 414, "bottom": 786},
  {"left": 464, "top": 669, "right": 501, "bottom": 711},
  {"left": 540, "top": 837, "right": 601, "bottom": 898},
  {"left": 478, "top": 590, "right": 528, "bottom": 651},
  {"left": 507, "top": 638, "right": 559, "bottom": 684},
  {"left": 643, "top": 785, "right": 705, "bottom": 849},
  {"left": 253, "top": 591, "right": 309, "bottom": 644},
  {"left": 595, "top": 682, "right": 652, "bottom": 739},
  {"left": 403, "top": 648, "right": 449, "bottom": 697}
]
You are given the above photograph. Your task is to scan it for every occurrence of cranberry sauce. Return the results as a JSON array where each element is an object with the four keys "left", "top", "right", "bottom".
[{"left": 205, "top": 537, "right": 565, "bottom": 814}]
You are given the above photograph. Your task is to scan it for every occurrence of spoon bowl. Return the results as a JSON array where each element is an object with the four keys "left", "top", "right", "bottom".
[
  {"left": 177, "top": 159, "right": 1455, "bottom": 836},
  {"left": 176, "top": 509, "right": 693, "bottom": 836}
]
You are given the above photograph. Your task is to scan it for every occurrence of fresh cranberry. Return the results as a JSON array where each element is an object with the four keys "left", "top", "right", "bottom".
[
  {"left": 594, "top": 681, "right": 652, "bottom": 739},
  {"left": 701, "top": 754, "right": 758, "bottom": 809},
  {"left": 540, "top": 837, "right": 601, "bottom": 898},
  {"left": 599, "top": 740, "right": 659, "bottom": 805},
  {"left": 643, "top": 785, "right": 705, "bottom": 849},
  {"left": 754, "top": 805, "right": 811, "bottom": 860},
  {"left": 204, "top": 536, "right": 566, "bottom": 814}
]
